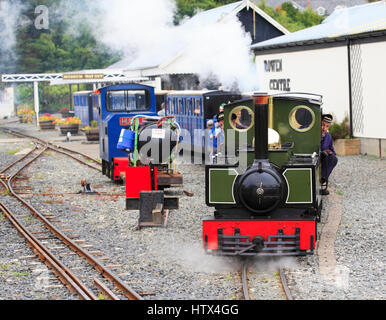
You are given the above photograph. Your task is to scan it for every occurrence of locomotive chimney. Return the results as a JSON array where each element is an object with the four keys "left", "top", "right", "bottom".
[{"left": 253, "top": 94, "right": 269, "bottom": 161}]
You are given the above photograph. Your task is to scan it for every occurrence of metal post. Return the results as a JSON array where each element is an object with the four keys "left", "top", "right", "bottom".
[
  {"left": 69, "top": 84, "right": 72, "bottom": 110},
  {"left": 347, "top": 39, "right": 354, "bottom": 138},
  {"left": 33, "top": 81, "right": 39, "bottom": 126},
  {"left": 12, "top": 84, "right": 17, "bottom": 116}
]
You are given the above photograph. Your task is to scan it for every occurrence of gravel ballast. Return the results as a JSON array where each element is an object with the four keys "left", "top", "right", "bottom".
[{"left": 0, "top": 120, "right": 385, "bottom": 300}]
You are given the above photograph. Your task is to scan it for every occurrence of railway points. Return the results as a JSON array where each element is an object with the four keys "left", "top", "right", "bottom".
[{"left": 0, "top": 111, "right": 384, "bottom": 302}]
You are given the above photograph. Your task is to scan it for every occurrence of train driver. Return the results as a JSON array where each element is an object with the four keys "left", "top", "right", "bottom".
[
  {"left": 320, "top": 114, "right": 338, "bottom": 195},
  {"left": 215, "top": 112, "right": 225, "bottom": 153}
]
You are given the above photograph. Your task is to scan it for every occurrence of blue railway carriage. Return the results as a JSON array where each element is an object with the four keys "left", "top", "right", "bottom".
[
  {"left": 73, "top": 91, "right": 99, "bottom": 127},
  {"left": 96, "top": 83, "right": 158, "bottom": 177},
  {"left": 166, "top": 90, "right": 241, "bottom": 152},
  {"left": 155, "top": 90, "right": 173, "bottom": 113}
]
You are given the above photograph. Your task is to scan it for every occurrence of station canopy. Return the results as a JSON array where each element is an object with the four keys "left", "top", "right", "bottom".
[{"left": 252, "top": 0, "right": 386, "bottom": 50}]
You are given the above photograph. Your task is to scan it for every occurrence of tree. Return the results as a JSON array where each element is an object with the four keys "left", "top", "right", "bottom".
[
  {"left": 257, "top": 0, "right": 324, "bottom": 32},
  {"left": 9, "top": 0, "right": 121, "bottom": 112}
]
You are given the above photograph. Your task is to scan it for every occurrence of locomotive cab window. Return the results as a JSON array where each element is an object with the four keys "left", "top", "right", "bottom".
[
  {"left": 289, "top": 105, "right": 315, "bottom": 132},
  {"left": 106, "top": 89, "right": 150, "bottom": 112},
  {"left": 229, "top": 106, "right": 254, "bottom": 131}
]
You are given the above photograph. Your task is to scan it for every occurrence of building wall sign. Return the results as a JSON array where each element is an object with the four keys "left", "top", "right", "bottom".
[
  {"left": 264, "top": 59, "right": 291, "bottom": 91},
  {"left": 269, "top": 78, "right": 291, "bottom": 91},
  {"left": 264, "top": 59, "right": 282, "bottom": 72},
  {"left": 255, "top": 46, "right": 350, "bottom": 127}
]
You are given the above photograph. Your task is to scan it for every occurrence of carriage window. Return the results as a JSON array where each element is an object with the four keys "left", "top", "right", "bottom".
[
  {"left": 186, "top": 98, "right": 191, "bottom": 115},
  {"left": 194, "top": 99, "right": 201, "bottom": 115},
  {"left": 191, "top": 99, "right": 195, "bottom": 115},
  {"left": 106, "top": 89, "right": 150, "bottom": 112},
  {"left": 289, "top": 105, "right": 315, "bottom": 132},
  {"left": 229, "top": 106, "right": 254, "bottom": 131}
]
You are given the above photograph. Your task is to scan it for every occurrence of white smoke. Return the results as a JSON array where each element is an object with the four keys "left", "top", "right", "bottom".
[
  {"left": 0, "top": 0, "right": 27, "bottom": 69},
  {"left": 57, "top": 0, "right": 260, "bottom": 92},
  {"left": 180, "top": 15, "right": 258, "bottom": 91},
  {"left": 57, "top": 0, "right": 177, "bottom": 58}
]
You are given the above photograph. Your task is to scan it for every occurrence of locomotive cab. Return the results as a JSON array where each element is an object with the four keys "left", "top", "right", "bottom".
[
  {"left": 97, "top": 83, "right": 158, "bottom": 178},
  {"left": 96, "top": 83, "right": 183, "bottom": 191}
]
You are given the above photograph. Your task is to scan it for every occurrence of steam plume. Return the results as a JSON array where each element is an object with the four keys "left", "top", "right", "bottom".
[{"left": 57, "top": 0, "right": 260, "bottom": 92}]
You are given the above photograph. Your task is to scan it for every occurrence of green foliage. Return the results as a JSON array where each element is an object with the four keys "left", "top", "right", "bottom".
[
  {"left": 0, "top": 264, "right": 10, "bottom": 271},
  {"left": 98, "top": 293, "right": 107, "bottom": 300},
  {"left": 257, "top": 0, "right": 324, "bottom": 32},
  {"left": 174, "top": 1, "right": 324, "bottom": 30},
  {"left": 336, "top": 189, "right": 343, "bottom": 196},
  {"left": 3, "top": 0, "right": 121, "bottom": 113},
  {"left": 8, "top": 148, "right": 21, "bottom": 155},
  {"left": 329, "top": 117, "right": 351, "bottom": 140},
  {"left": 13, "top": 272, "right": 29, "bottom": 277}
]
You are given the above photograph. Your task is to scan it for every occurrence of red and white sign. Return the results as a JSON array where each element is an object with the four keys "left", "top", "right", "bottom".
[
  {"left": 119, "top": 117, "right": 144, "bottom": 126},
  {"left": 152, "top": 128, "right": 165, "bottom": 139}
]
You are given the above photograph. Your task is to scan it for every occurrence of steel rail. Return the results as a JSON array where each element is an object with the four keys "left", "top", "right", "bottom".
[
  {"left": 241, "top": 261, "right": 250, "bottom": 300},
  {"left": 0, "top": 128, "right": 101, "bottom": 171},
  {"left": 240, "top": 260, "right": 293, "bottom": 300},
  {"left": 0, "top": 136, "right": 142, "bottom": 300},
  {"left": 279, "top": 267, "right": 293, "bottom": 300},
  {"left": 46, "top": 143, "right": 101, "bottom": 171},
  {"left": 0, "top": 144, "right": 39, "bottom": 175},
  {"left": 93, "top": 278, "right": 120, "bottom": 300},
  {"left": 8, "top": 183, "right": 142, "bottom": 300},
  {"left": 0, "top": 194, "right": 96, "bottom": 300},
  {"left": 0, "top": 147, "right": 99, "bottom": 299}
]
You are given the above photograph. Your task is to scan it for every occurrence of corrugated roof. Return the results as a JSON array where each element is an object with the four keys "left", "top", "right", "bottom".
[{"left": 252, "top": 0, "right": 386, "bottom": 49}]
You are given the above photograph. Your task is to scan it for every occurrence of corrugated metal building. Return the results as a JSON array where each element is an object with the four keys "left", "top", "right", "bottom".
[{"left": 252, "top": 0, "right": 386, "bottom": 157}]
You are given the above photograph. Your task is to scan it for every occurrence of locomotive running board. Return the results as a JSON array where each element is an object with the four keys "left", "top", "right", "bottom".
[{"left": 206, "top": 228, "right": 314, "bottom": 256}]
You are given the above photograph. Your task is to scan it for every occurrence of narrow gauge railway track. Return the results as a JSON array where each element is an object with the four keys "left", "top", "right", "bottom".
[
  {"left": 0, "top": 127, "right": 102, "bottom": 172},
  {"left": 0, "top": 138, "right": 142, "bottom": 300},
  {"left": 241, "top": 261, "right": 293, "bottom": 300}
]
